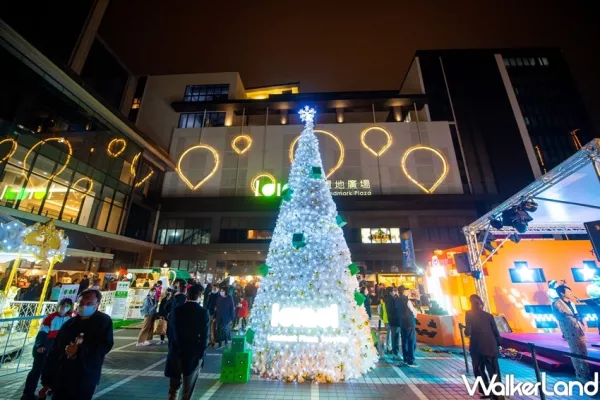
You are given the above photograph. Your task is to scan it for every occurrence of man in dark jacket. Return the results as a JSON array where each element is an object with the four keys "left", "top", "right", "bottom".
[
  {"left": 383, "top": 287, "right": 400, "bottom": 359},
  {"left": 165, "top": 284, "right": 209, "bottom": 400},
  {"left": 170, "top": 279, "right": 187, "bottom": 311},
  {"left": 215, "top": 286, "right": 235, "bottom": 349},
  {"left": 465, "top": 294, "right": 502, "bottom": 397},
  {"left": 202, "top": 283, "right": 212, "bottom": 308},
  {"left": 41, "top": 289, "right": 113, "bottom": 400},
  {"left": 78, "top": 275, "right": 90, "bottom": 295},
  {"left": 244, "top": 281, "right": 257, "bottom": 311},
  {"left": 397, "top": 286, "right": 418, "bottom": 367},
  {"left": 206, "top": 285, "right": 220, "bottom": 346}
]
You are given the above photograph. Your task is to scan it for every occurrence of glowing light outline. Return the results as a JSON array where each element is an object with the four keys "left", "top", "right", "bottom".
[
  {"left": 401, "top": 145, "right": 449, "bottom": 194},
  {"left": 130, "top": 152, "right": 141, "bottom": 177},
  {"left": 360, "top": 126, "right": 392, "bottom": 157},
  {"left": 135, "top": 168, "right": 155, "bottom": 188},
  {"left": 231, "top": 134, "right": 253, "bottom": 155},
  {"left": 176, "top": 144, "right": 220, "bottom": 190},
  {"left": 23, "top": 137, "right": 73, "bottom": 181},
  {"left": 0, "top": 138, "right": 18, "bottom": 163},
  {"left": 289, "top": 130, "right": 344, "bottom": 178},
  {"left": 107, "top": 138, "right": 127, "bottom": 158},
  {"left": 250, "top": 172, "right": 276, "bottom": 195},
  {"left": 71, "top": 177, "right": 94, "bottom": 198}
]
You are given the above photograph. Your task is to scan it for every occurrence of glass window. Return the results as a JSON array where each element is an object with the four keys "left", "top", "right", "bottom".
[
  {"left": 178, "top": 112, "right": 227, "bottom": 128},
  {"left": 106, "top": 204, "right": 123, "bottom": 234},
  {"left": 183, "top": 84, "right": 229, "bottom": 102},
  {"left": 247, "top": 230, "right": 272, "bottom": 240}
]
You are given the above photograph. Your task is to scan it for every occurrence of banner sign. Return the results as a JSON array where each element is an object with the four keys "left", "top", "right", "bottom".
[
  {"left": 401, "top": 230, "right": 416, "bottom": 269},
  {"left": 111, "top": 281, "right": 130, "bottom": 319},
  {"left": 57, "top": 285, "right": 79, "bottom": 304}
]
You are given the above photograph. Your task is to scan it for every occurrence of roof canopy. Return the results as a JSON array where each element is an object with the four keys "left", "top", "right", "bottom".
[{"left": 464, "top": 139, "right": 600, "bottom": 235}]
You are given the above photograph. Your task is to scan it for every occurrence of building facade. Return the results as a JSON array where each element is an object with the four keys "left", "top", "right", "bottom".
[
  {"left": 0, "top": 16, "right": 169, "bottom": 275},
  {"left": 133, "top": 73, "right": 493, "bottom": 279},
  {"left": 403, "top": 48, "right": 596, "bottom": 197}
]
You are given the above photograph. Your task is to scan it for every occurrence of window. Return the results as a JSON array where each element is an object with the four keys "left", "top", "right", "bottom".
[
  {"left": 178, "top": 112, "right": 226, "bottom": 128},
  {"left": 131, "top": 98, "right": 141, "bottom": 109},
  {"left": 183, "top": 84, "right": 229, "bottom": 102},
  {"left": 155, "top": 218, "right": 210, "bottom": 245},
  {"left": 360, "top": 228, "right": 401, "bottom": 244},
  {"left": 247, "top": 230, "right": 273, "bottom": 240},
  {"left": 168, "top": 260, "right": 208, "bottom": 272}
]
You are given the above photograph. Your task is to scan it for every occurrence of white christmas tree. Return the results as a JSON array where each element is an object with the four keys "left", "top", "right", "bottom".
[{"left": 250, "top": 106, "right": 377, "bottom": 383}]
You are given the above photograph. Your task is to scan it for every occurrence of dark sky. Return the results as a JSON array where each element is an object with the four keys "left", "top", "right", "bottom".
[{"left": 100, "top": 0, "right": 600, "bottom": 130}]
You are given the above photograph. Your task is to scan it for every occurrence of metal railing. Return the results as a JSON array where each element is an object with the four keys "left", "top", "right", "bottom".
[
  {"left": 0, "top": 315, "right": 44, "bottom": 377},
  {"left": 3, "top": 291, "right": 116, "bottom": 319},
  {"left": 458, "top": 323, "right": 600, "bottom": 400}
]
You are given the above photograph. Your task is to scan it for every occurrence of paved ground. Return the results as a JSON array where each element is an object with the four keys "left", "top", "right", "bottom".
[{"left": 0, "top": 328, "right": 592, "bottom": 399}]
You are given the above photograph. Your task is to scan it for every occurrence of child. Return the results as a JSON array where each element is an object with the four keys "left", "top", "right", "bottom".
[{"left": 235, "top": 296, "right": 249, "bottom": 332}]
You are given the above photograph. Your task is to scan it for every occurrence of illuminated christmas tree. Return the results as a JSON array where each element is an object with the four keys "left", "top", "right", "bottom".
[{"left": 250, "top": 106, "right": 377, "bottom": 382}]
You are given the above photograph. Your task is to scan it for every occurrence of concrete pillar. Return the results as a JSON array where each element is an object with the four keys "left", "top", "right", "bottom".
[
  {"left": 69, "top": 0, "right": 110, "bottom": 74},
  {"left": 119, "top": 75, "right": 137, "bottom": 116}
]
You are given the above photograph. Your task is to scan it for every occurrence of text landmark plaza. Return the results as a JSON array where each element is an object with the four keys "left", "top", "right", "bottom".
[{"left": 0, "top": 3, "right": 599, "bottom": 400}]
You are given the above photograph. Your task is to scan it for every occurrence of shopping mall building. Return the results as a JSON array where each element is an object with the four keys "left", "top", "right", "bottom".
[{"left": 0, "top": 3, "right": 594, "bottom": 284}]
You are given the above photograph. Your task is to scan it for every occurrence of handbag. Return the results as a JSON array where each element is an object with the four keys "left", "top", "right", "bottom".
[{"left": 154, "top": 318, "right": 167, "bottom": 335}]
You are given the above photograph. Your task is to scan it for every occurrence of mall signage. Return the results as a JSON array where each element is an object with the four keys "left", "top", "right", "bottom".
[{"left": 254, "top": 179, "right": 372, "bottom": 197}]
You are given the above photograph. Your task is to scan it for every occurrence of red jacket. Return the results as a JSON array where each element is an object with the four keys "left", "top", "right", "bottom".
[{"left": 236, "top": 299, "right": 248, "bottom": 318}]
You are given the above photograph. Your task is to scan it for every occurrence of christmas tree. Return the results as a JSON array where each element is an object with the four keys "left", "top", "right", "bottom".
[{"left": 250, "top": 107, "right": 377, "bottom": 382}]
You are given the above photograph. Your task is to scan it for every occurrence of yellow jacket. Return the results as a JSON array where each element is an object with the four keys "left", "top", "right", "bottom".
[{"left": 379, "top": 299, "right": 388, "bottom": 324}]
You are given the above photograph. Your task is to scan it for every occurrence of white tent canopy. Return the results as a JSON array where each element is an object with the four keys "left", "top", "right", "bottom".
[{"left": 463, "top": 139, "right": 600, "bottom": 310}]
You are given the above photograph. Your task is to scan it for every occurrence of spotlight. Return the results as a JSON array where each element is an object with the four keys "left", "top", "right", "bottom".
[
  {"left": 490, "top": 218, "right": 503, "bottom": 230},
  {"left": 471, "top": 270, "right": 482, "bottom": 279},
  {"left": 478, "top": 231, "right": 496, "bottom": 253},
  {"left": 502, "top": 206, "right": 533, "bottom": 234},
  {"left": 509, "top": 233, "right": 521, "bottom": 243},
  {"left": 521, "top": 199, "right": 538, "bottom": 213}
]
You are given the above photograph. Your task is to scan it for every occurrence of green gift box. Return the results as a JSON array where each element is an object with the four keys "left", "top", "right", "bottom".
[
  {"left": 222, "top": 349, "right": 236, "bottom": 367},
  {"left": 234, "top": 367, "right": 251, "bottom": 383},
  {"left": 232, "top": 336, "right": 246, "bottom": 353},
  {"left": 220, "top": 366, "right": 235, "bottom": 383},
  {"left": 292, "top": 233, "right": 306, "bottom": 249},
  {"left": 310, "top": 166, "right": 322, "bottom": 178},
  {"left": 235, "top": 350, "right": 252, "bottom": 368},
  {"left": 347, "top": 263, "right": 360, "bottom": 276},
  {"left": 354, "top": 291, "right": 366, "bottom": 306}
]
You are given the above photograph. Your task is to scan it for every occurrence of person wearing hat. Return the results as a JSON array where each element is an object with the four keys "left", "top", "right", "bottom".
[{"left": 397, "top": 285, "right": 418, "bottom": 367}]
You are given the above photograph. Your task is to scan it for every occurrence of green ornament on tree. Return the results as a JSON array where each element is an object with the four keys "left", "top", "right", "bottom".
[
  {"left": 258, "top": 264, "right": 270, "bottom": 277},
  {"left": 336, "top": 214, "right": 347, "bottom": 227},
  {"left": 354, "top": 291, "right": 366, "bottom": 306},
  {"left": 292, "top": 232, "right": 306, "bottom": 249},
  {"left": 347, "top": 263, "right": 360, "bottom": 276},
  {"left": 310, "top": 166, "right": 322, "bottom": 178},
  {"left": 282, "top": 184, "right": 293, "bottom": 201}
]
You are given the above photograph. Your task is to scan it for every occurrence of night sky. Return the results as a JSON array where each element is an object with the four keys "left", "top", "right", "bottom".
[{"left": 100, "top": 0, "right": 599, "bottom": 130}]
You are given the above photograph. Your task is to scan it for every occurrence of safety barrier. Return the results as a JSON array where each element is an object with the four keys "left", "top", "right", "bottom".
[
  {"left": 0, "top": 315, "right": 44, "bottom": 377},
  {"left": 3, "top": 291, "right": 116, "bottom": 319}
]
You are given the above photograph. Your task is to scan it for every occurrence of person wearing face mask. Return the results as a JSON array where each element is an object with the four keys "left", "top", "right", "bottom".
[
  {"left": 137, "top": 287, "right": 158, "bottom": 346},
  {"left": 21, "top": 298, "right": 73, "bottom": 400},
  {"left": 206, "top": 285, "right": 220, "bottom": 346},
  {"left": 215, "top": 286, "right": 235, "bottom": 349},
  {"left": 41, "top": 289, "right": 113, "bottom": 400}
]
